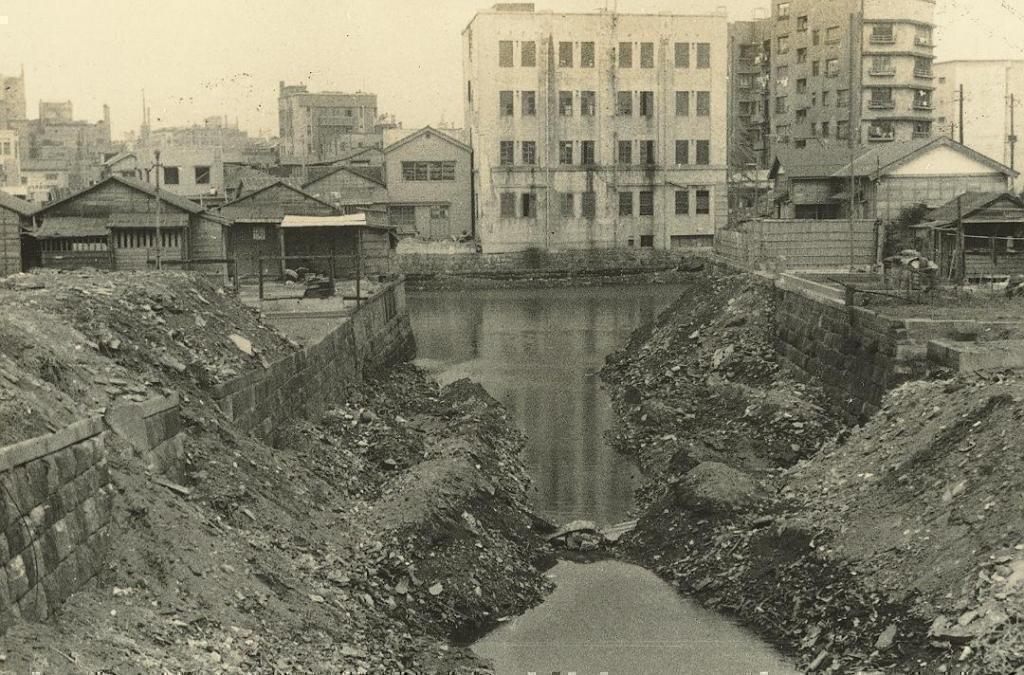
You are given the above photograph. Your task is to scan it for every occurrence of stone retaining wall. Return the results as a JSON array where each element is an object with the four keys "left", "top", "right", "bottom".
[
  {"left": 105, "top": 394, "right": 186, "bottom": 482},
  {"left": 210, "top": 279, "right": 415, "bottom": 439},
  {"left": 398, "top": 248, "right": 700, "bottom": 278},
  {"left": 0, "top": 418, "right": 113, "bottom": 629}
]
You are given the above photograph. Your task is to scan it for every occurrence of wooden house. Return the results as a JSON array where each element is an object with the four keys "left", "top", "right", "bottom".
[
  {"left": 302, "top": 165, "right": 387, "bottom": 214},
  {"left": 913, "top": 192, "right": 1024, "bottom": 280},
  {"left": 29, "top": 175, "right": 227, "bottom": 272},
  {"left": 0, "top": 191, "right": 37, "bottom": 276}
]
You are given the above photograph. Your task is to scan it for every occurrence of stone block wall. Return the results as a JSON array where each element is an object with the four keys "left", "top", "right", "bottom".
[
  {"left": 210, "top": 279, "right": 415, "bottom": 439},
  {"left": 397, "top": 248, "right": 698, "bottom": 279},
  {"left": 105, "top": 394, "right": 186, "bottom": 481},
  {"left": 0, "top": 418, "right": 113, "bottom": 629}
]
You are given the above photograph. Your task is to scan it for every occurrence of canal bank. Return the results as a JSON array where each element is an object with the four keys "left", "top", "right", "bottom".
[{"left": 410, "top": 282, "right": 799, "bottom": 673}]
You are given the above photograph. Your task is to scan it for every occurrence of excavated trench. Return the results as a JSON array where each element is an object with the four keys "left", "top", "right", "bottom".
[{"left": 410, "top": 284, "right": 796, "bottom": 674}]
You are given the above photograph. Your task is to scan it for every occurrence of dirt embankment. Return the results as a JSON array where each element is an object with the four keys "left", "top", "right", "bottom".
[
  {"left": 603, "top": 271, "right": 1024, "bottom": 673},
  {"left": 0, "top": 270, "right": 550, "bottom": 673}
]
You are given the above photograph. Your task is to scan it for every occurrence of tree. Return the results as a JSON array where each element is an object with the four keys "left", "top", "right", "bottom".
[{"left": 884, "top": 203, "right": 929, "bottom": 257}]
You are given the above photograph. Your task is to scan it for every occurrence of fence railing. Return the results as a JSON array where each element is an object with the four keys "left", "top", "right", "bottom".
[{"left": 252, "top": 253, "right": 397, "bottom": 303}]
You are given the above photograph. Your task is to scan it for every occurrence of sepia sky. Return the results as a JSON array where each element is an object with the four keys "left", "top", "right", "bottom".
[{"left": 1, "top": 0, "right": 1022, "bottom": 140}]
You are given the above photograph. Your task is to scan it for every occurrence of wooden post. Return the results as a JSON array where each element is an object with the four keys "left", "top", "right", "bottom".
[
  {"left": 356, "top": 230, "right": 363, "bottom": 307},
  {"left": 257, "top": 258, "right": 264, "bottom": 301},
  {"left": 232, "top": 256, "right": 240, "bottom": 294},
  {"left": 957, "top": 196, "right": 965, "bottom": 283},
  {"left": 328, "top": 242, "right": 337, "bottom": 298}
]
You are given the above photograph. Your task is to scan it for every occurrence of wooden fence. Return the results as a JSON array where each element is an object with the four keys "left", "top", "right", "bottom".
[{"left": 715, "top": 219, "right": 879, "bottom": 270}]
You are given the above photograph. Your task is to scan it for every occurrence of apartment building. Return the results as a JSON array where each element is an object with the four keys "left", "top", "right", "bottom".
[
  {"left": 278, "top": 83, "right": 380, "bottom": 162},
  {"left": 935, "top": 60, "right": 1024, "bottom": 177},
  {"left": 730, "top": 0, "right": 936, "bottom": 166},
  {"left": 464, "top": 3, "right": 728, "bottom": 252}
]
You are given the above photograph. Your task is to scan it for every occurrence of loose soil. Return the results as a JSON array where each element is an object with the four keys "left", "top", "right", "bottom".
[
  {"left": 603, "top": 270, "right": 1024, "bottom": 673},
  {"left": 0, "top": 270, "right": 551, "bottom": 673}
]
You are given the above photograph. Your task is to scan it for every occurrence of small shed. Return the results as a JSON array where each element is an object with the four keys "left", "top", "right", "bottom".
[
  {"left": 280, "top": 212, "right": 396, "bottom": 277},
  {"left": 914, "top": 192, "right": 1024, "bottom": 280},
  {"left": 0, "top": 191, "right": 37, "bottom": 276},
  {"left": 30, "top": 176, "right": 226, "bottom": 273}
]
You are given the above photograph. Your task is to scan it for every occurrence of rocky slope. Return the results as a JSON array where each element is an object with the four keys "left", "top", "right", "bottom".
[
  {"left": 603, "top": 270, "right": 1024, "bottom": 673},
  {"left": 0, "top": 270, "right": 551, "bottom": 673}
]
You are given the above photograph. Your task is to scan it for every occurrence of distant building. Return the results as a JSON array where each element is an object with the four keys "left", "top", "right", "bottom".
[
  {"left": 464, "top": 3, "right": 728, "bottom": 252},
  {"left": 17, "top": 101, "right": 116, "bottom": 194},
  {"left": 0, "top": 129, "right": 20, "bottom": 187},
  {"left": 0, "top": 68, "right": 27, "bottom": 126},
  {"left": 729, "top": 0, "right": 937, "bottom": 165},
  {"left": 934, "top": 60, "right": 1024, "bottom": 178},
  {"left": 143, "top": 116, "right": 252, "bottom": 152},
  {"left": 39, "top": 101, "right": 74, "bottom": 123},
  {"left": 302, "top": 165, "right": 387, "bottom": 215},
  {"left": 105, "top": 146, "right": 226, "bottom": 204},
  {"left": 383, "top": 127, "right": 473, "bottom": 241},
  {"left": 278, "top": 82, "right": 381, "bottom": 162},
  {"left": 769, "top": 136, "right": 1017, "bottom": 220},
  {"left": 19, "top": 159, "right": 71, "bottom": 202}
]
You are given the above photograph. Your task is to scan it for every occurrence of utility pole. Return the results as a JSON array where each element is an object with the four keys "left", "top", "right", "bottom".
[
  {"left": 154, "top": 149, "right": 162, "bottom": 271},
  {"left": 957, "top": 194, "right": 965, "bottom": 283},
  {"left": 959, "top": 84, "right": 965, "bottom": 145},
  {"left": 1009, "top": 93, "right": 1017, "bottom": 172}
]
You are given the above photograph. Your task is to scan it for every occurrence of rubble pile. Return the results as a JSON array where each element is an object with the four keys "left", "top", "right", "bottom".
[
  {"left": 603, "top": 269, "right": 1024, "bottom": 672},
  {"left": 0, "top": 270, "right": 550, "bottom": 673}
]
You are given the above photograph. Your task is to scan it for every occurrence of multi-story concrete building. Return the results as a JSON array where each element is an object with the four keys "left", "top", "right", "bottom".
[
  {"left": 934, "top": 60, "right": 1024, "bottom": 178},
  {"left": 17, "top": 101, "right": 115, "bottom": 194},
  {"left": 39, "top": 101, "right": 74, "bottom": 124},
  {"left": 0, "top": 129, "right": 20, "bottom": 188},
  {"left": 278, "top": 83, "right": 380, "bottom": 162},
  {"left": 464, "top": 3, "right": 728, "bottom": 252},
  {"left": 0, "top": 68, "right": 26, "bottom": 127},
  {"left": 730, "top": 0, "right": 936, "bottom": 165}
]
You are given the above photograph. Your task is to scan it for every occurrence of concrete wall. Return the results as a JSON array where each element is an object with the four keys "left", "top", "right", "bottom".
[
  {"left": 715, "top": 219, "right": 878, "bottom": 270},
  {"left": 210, "top": 279, "right": 415, "bottom": 439},
  {"left": 398, "top": 247, "right": 699, "bottom": 278},
  {"left": 0, "top": 418, "right": 113, "bottom": 629}
]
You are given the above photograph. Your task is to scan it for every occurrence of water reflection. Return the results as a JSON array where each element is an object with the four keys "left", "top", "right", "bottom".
[{"left": 409, "top": 285, "right": 683, "bottom": 526}]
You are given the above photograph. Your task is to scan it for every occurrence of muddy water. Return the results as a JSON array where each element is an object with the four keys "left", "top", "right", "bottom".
[
  {"left": 410, "top": 285, "right": 682, "bottom": 526},
  {"left": 410, "top": 285, "right": 795, "bottom": 674}
]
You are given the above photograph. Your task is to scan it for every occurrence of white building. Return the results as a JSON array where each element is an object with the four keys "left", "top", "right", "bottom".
[{"left": 463, "top": 3, "right": 728, "bottom": 252}]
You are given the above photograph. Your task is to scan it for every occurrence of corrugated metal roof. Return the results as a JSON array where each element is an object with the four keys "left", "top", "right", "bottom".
[{"left": 280, "top": 214, "right": 393, "bottom": 230}]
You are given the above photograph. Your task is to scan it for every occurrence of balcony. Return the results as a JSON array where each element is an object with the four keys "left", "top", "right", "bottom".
[
  {"left": 914, "top": 68, "right": 934, "bottom": 79},
  {"left": 868, "top": 100, "right": 896, "bottom": 110},
  {"left": 914, "top": 36, "right": 934, "bottom": 47},
  {"left": 870, "top": 35, "right": 896, "bottom": 45},
  {"left": 868, "top": 129, "right": 896, "bottom": 142},
  {"left": 912, "top": 131, "right": 931, "bottom": 139},
  {"left": 869, "top": 68, "right": 896, "bottom": 77},
  {"left": 912, "top": 101, "right": 933, "bottom": 111}
]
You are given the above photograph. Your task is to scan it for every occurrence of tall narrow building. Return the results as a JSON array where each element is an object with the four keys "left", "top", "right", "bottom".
[
  {"left": 0, "top": 68, "right": 26, "bottom": 127},
  {"left": 729, "top": 0, "right": 936, "bottom": 166},
  {"left": 463, "top": 3, "right": 728, "bottom": 252},
  {"left": 277, "top": 83, "right": 380, "bottom": 163}
]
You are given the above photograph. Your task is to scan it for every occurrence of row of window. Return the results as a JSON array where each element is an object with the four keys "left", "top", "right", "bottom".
[
  {"left": 775, "top": 89, "right": 851, "bottom": 113},
  {"left": 400, "top": 161, "right": 456, "bottom": 181},
  {"left": 497, "top": 139, "right": 712, "bottom": 167},
  {"left": 498, "top": 40, "right": 712, "bottom": 69},
  {"left": 161, "top": 166, "right": 210, "bottom": 185},
  {"left": 498, "top": 90, "right": 712, "bottom": 118},
  {"left": 497, "top": 189, "right": 711, "bottom": 218},
  {"left": 390, "top": 205, "right": 450, "bottom": 227},
  {"left": 868, "top": 55, "right": 934, "bottom": 77}
]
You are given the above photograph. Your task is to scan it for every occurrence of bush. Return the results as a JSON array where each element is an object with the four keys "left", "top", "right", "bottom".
[{"left": 884, "top": 204, "right": 930, "bottom": 257}]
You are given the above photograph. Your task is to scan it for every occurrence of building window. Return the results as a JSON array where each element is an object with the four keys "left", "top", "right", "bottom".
[
  {"left": 430, "top": 205, "right": 450, "bottom": 222},
  {"left": 522, "top": 141, "right": 537, "bottom": 165},
  {"left": 194, "top": 166, "right": 211, "bottom": 185},
  {"left": 797, "top": 15, "right": 808, "bottom": 31},
  {"left": 675, "top": 190, "right": 689, "bottom": 215},
  {"left": 695, "top": 189, "right": 710, "bottom": 214},
  {"left": 467, "top": 80, "right": 473, "bottom": 104},
  {"left": 522, "top": 91, "right": 536, "bottom": 115},
  {"left": 812, "top": 29, "right": 820, "bottom": 46},
  {"left": 638, "top": 191, "right": 654, "bottom": 216},
  {"left": 639, "top": 140, "right": 655, "bottom": 165},
  {"left": 697, "top": 43, "right": 710, "bottom": 68},
  {"left": 871, "top": 23, "right": 895, "bottom": 43},
  {"left": 696, "top": 91, "right": 710, "bottom": 116},
  {"left": 559, "top": 90, "right": 574, "bottom": 116},
  {"left": 825, "top": 58, "right": 840, "bottom": 77},
  {"left": 581, "top": 140, "right": 596, "bottom": 166},
  {"left": 675, "top": 42, "right": 690, "bottom": 68},
  {"left": 812, "top": 60, "right": 820, "bottom": 76},
  {"left": 775, "top": 96, "right": 788, "bottom": 114},
  {"left": 402, "top": 161, "right": 457, "bottom": 181},
  {"left": 777, "top": 64, "right": 789, "bottom": 80},
  {"left": 822, "top": 90, "right": 832, "bottom": 106},
  {"left": 559, "top": 141, "right": 574, "bottom": 165},
  {"left": 825, "top": 26, "right": 841, "bottom": 44},
  {"left": 914, "top": 57, "right": 933, "bottom": 77},
  {"left": 252, "top": 225, "right": 266, "bottom": 241},
  {"left": 820, "top": 121, "right": 830, "bottom": 137},
  {"left": 619, "top": 42, "right": 633, "bottom": 68},
  {"left": 777, "top": 35, "right": 790, "bottom": 55},
  {"left": 500, "top": 193, "right": 516, "bottom": 217},
  {"left": 675, "top": 140, "right": 689, "bottom": 165},
  {"left": 869, "top": 88, "right": 894, "bottom": 109},
  {"left": 913, "top": 121, "right": 932, "bottom": 138},
  {"left": 639, "top": 91, "right": 654, "bottom": 117},
  {"left": 796, "top": 78, "right": 807, "bottom": 94},
  {"left": 522, "top": 193, "right": 537, "bottom": 218},
  {"left": 163, "top": 166, "right": 179, "bottom": 185},
  {"left": 871, "top": 55, "right": 894, "bottom": 75},
  {"left": 581, "top": 41, "right": 595, "bottom": 68},
  {"left": 837, "top": 120, "right": 850, "bottom": 140},
  {"left": 676, "top": 91, "right": 690, "bottom": 116},
  {"left": 617, "top": 91, "right": 633, "bottom": 116},
  {"left": 499, "top": 40, "right": 513, "bottom": 67},
  {"left": 914, "top": 89, "right": 933, "bottom": 109},
  {"left": 796, "top": 47, "right": 807, "bottom": 64},
  {"left": 837, "top": 89, "right": 850, "bottom": 107},
  {"left": 560, "top": 193, "right": 575, "bottom": 217},
  {"left": 582, "top": 192, "right": 597, "bottom": 218},
  {"left": 500, "top": 90, "right": 514, "bottom": 116},
  {"left": 617, "top": 140, "right": 632, "bottom": 165},
  {"left": 500, "top": 141, "right": 515, "bottom": 166},
  {"left": 695, "top": 140, "right": 710, "bottom": 165},
  {"left": 559, "top": 41, "right": 574, "bottom": 68},
  {"left": 868, "top": 121, "right": 896, "bottom": 141},
  {"left": 738, "top": 74, "right": 753, "bottom": 89},
  {"left": 580, "top": 90, "right": 597, "bottom": 116},
  {"left": 915, "top": 26, "right": 933, "bottom": 47},
  {"left": 640, "top": 42, "right": 654, "bottom": 68},
  {"left": 618, "top": 191, "right": 633, "bottom": 216},
  {"left": 522, "top": 41, "right": 536, "bottom": 67}
]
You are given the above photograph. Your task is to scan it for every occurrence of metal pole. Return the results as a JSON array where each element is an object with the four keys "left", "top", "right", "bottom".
[
  {"left": 154, "top": 150, "right": 162, "bottom": 270},
  {"left": 1010, "top": 93, "right": 1017, "bottom": 172},
  {"left": 959, "top": 84, "right": 965, "bottom": 145},
  {"left": 957, "top": 195, "right": 965, "bottom": 283},
  {"left": 258, "top": 258, "right": 264, "bottom": 300}
]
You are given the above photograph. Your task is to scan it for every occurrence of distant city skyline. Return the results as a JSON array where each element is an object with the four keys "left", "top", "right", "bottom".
[{"left": 1, "top": 0, "right": 1021, "bottom": 140}]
